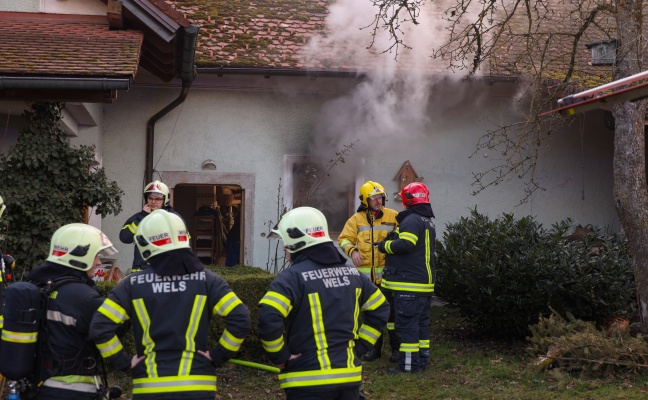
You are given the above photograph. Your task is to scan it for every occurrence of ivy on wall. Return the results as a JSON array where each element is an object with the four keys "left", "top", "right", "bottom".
[{"left": 0, "top": 102, "right": 123, "bottom": 278}]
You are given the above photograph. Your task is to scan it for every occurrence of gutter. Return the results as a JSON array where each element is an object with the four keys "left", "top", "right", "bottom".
[
  {"left": 197, "top": 67, "right": 520, "bottom": 84},
  {"left": 0, "top": 76, "right": 131, "bottom": 90},
  {"left": 144, "top": 24, "right": 199, "bottom": 183}
]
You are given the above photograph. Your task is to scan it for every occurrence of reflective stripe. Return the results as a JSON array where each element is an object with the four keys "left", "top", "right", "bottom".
[
  {"left": 400, "top": 342, "right": 419, "bottom": 352},
  {"left": 1, "top": 329, "right": 37, "bottom": 343},
  {"left": 261, "top": 336, "right": 285, "bottom": 353},
  {"left": 308, "top": 292, "right": 330, "bottom": 370},
  {"left": 213, "top": 292, "right": 243, "bottom": 317},
  {"left": 49, "top": 375, "right": 95, "bottom": 384},
  {"left": 133, "top": 298, "right": 158, "bottom": 377},
  {"left": 219, "top": 328, "right": 244, "bottom": 352},
  {"left": 96, "top": 335, "right": 123, "bottom": 358},
  {"left": 361, "top": 289, "right": 386, "bottom": 311},
  {"left": 381, "top": 280, "right": 434, "bottom": 293},
  {"left": 44, "top": 377, "right": 97, "bottom": 393},
  {"left": 98, "top": 298, "right": 129, "bottom": 324},
  {"left": 179, "top": 295, "right": 207, "bottom": 376},
  {"left": 384, "top": 241, "right": 394, "bottom": 254},
  {"left": 279, "top": 366, "right": 362, "bottom": 389},
  {"left": 259, "top": 291, "right": 292, "bottom": 317},
  {"left": 387, "top": 322, "right": 395, "bottom": 331},
  {"left": 132, "top": 375, "right": 217, "bottom": 394},
  {"left": 425, "top": 230, "right": 433, "bottom": 284},
  {"left": 47, "top": 310, "right": 76, "bottom": 326},
  {"left": 122, "top": 222, "right": 138, "bottom": 235},
  {"left": 419, "top": 339, "right": 430, "bottom": 349},
  {"left": 358, "top": 324, "right": 380, "bottom": 344},
  {"left": 399, "top": 231, "right": 417, "bottom": 245}
]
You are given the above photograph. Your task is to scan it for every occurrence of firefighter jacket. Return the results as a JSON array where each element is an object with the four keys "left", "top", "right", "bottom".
[
  {"left": 338, "top": 206, "right": 398, "bottom": 284},
  {"left": 119, "top": 206, "right": 181, "bottom": 271},
  {"left": 257, "top": 242, "right": 390, "bottom": 390},
  {"left": 376, "top": 204, "right": 436, "bottom": 295},
  {"left": 90, "top": 250, "right": 251, "bottom": 399},
  {"left": 28, "top": 262, "right": 105, "bottom": 392}
]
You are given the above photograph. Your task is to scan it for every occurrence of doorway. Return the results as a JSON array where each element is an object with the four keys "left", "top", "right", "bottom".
[{"left": 173, "top": 184, "right": 244, "bottom": 266}]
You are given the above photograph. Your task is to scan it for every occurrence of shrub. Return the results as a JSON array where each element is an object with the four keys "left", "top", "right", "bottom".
[
  {"left": 0, "top": 102, "right": 122, "bottom": 279},
  {"left": 435, "top": 209, "right": 634, "bottom": 338}
]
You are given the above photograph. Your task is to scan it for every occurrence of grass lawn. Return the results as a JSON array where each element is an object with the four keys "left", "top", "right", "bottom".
[{"left": 105, "top": 305, "right": 648, "bottom": 399}]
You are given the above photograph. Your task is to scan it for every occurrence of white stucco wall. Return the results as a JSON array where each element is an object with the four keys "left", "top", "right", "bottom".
[
  {"left": 0, "top": 0, "right": 104, "bottom": 14},
  {"left": 100, "top": 72, "right": 617, "bottom": 272}
]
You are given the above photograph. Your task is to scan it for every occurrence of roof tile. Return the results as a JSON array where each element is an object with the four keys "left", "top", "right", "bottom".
[{"left": 0, "top": 12, "right": 143, "bottom": 78}]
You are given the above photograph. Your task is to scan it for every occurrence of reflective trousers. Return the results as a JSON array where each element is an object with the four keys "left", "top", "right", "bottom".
[{"left": 393, "top": 293, "right": 432, "bottom": 372}]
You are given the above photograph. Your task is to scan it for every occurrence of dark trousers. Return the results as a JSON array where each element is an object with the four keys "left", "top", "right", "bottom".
[
  {"left": 285, "top": 386, "right": 365, "bottom": 400},
  {"left": 393, "top": 293, "right": 432, "bottom": 372}
]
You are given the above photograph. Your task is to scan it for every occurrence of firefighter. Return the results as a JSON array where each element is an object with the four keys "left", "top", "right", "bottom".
[
  {"left": 375, "top": 182, "right": 436, "bottom": 374},
  {"left": 120, "top": 180, "right": 182, "bottom": 273},
  {"left": 26, "top": 223, "right": 117, "bottom": 399},
  {"left": 259, "top": 207, "right": 389, "bottom": 400},
  {"left": 338, "top": 181, "right": 399, "bottom": 362},
  {"left": 90, "top": 209, "right": 251, "bottom": 400}
]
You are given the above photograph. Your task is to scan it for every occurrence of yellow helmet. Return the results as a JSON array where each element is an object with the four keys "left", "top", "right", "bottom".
[
  {"left": 0, "top": 194, "right": 5, "bottom": 220},
  {"left": 143, "top": 180, "right": 170, "bottom": 207},
  {"left": 270, "top": 207, "right": 332, "bottom": 253},
  {"left": 46, "top": 223, "right": 117, "bottom": 271},
  {"left": 135, "top": 209, "right": 190, "bottom": 260},
  {"left": 359, "top": 181, "right": 386, "bottom": 207}
]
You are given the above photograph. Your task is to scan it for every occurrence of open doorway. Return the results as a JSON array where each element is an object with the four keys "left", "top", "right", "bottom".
[{"left": 173, "top": 184, "right": 244, "bottom": 266}]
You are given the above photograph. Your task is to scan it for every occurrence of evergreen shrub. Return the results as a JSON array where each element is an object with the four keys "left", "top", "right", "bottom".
[{"left": 435, "top": 209, "right": 634, "bottom": 338}]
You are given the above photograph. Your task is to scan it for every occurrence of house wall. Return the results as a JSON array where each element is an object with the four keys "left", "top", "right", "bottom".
[
  {"left": 0, "top": 0, "right": 104, "bottom": 14},
  {"left": 100, "top": 71, "right": 618, "bottom": 272}
]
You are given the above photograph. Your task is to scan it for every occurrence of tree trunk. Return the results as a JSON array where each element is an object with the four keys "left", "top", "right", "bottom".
[{"left": 613, "top": 0, "right": 648, "bottom": 330}]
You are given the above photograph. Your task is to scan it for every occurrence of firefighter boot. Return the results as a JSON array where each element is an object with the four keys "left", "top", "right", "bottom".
[
  {"left": 363, "top": 335, "right": 383, "bottom": 361},
  {"left": 389, "top": 331, "right": 400, "bottom": 363}
]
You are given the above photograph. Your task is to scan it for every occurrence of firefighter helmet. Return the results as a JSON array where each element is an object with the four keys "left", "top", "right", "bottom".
[
  {"left": 359, "top": 181, "right": 387, "bottom": 208},
  {"left": 135, "top": 209, "right": 190, "bottom": 260},
  {"left": 0, "top": 194, "right": 5, "bottom": 219},
  {"left": 271, "top": 207, "right": 332, "bottom": 253},
  {"left": 401, "top": 182, "right": 430, "bottom": 208},
  {"left": 143, "top": 180, "right": 170, "bottom": 207},
  {"left": 46, "top": 223, "right": 117, "bottom": 271}
]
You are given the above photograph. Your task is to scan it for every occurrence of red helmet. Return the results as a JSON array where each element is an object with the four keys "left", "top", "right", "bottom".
[{"left": 401, "top": 182, "right": 430, "bottom": 207}]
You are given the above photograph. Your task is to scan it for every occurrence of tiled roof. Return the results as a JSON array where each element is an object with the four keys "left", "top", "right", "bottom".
[
  {"left": 170, "top": 0, "right": 634, "bottom": 89},
  {"left": 0, "top": 12, "right": 143, "bottom": 77},
  {"left": 488, "top": 5, "right": 620, "bottom": 89},
  {"left": 168, "top": 0, "right": 459, "bottom": 74},
  {"left": 168, "top": 0, "right": 328, "bottom": 68}
]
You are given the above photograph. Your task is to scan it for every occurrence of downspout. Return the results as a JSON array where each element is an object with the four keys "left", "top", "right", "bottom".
[{"left": 145, "top": 24, "right": 199, "bottom": 183}]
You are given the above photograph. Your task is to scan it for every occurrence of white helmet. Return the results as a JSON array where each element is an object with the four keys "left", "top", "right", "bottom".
[
  {"left": 0, "top": 194, "right": 5, "bottom": 220},
  {"left": 135, "top": 209, "right": 190, "bottom": 260},
  {"left": 271, "top": 207, "right": 332, "bottom": 253},
  {"left": 46, "top": 223, "right": 117, "bottom": 271},
  {"left": 143, "top": 180, "right": 170, "bottom": 207}
]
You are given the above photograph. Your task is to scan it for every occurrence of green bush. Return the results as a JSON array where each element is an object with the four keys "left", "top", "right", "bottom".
[{"left": 435, "top": 209, "right": 634, "bottom": 338}]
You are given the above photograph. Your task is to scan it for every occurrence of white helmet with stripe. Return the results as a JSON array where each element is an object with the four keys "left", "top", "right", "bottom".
[
  {"left": 135, "top": 209, "right": 190, "bottom": 260},
  {"left": 46, "top": 223, "right": 117, "bottom": 271},
  {"left": 270, "top": 207, "right": 332, "bottom": 253}
]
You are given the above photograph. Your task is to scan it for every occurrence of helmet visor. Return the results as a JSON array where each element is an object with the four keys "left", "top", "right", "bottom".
[{"left": 98, "top": 244, "right": 118, "bottom": 258}]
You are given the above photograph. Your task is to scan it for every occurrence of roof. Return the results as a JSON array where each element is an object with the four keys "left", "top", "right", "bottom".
[
  {"left": 0, "top": 12, "right": 143, "bottom": 77},
  {"left": 167, "top": 0, "right": 328, "bottom": 69}
]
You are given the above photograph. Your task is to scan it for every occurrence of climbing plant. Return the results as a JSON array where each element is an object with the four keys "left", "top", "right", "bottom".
[{"left": 0, "top": 102, "right": 123, "bottom": 278}]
